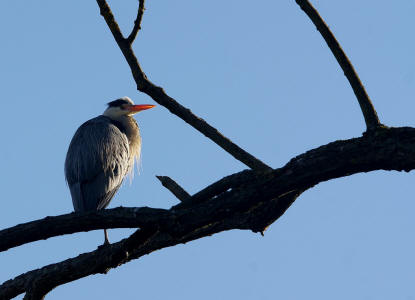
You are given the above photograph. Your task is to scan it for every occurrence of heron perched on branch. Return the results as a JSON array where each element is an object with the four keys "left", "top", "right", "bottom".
[{"left": 65, "top": 97, "right": 155, "bottom": 244}]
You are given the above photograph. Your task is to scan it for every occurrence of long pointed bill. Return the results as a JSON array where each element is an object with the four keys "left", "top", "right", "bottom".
[{"left": 128, "top": 104, "right": 156, "bottom": 113}]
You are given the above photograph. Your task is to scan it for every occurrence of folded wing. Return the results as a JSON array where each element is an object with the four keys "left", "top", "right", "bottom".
[{"left": 64, "top": 116, "right": 130, "bottom": 211}]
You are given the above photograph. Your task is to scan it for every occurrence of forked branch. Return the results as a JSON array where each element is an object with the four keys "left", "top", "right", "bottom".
[
  {"left": 126, "top": 0, "right": 145, "bottom": 44},
  {"left": 96, "top": 0, "right": 271, "bottom": 172},
  {"left": 295, "top": 0, "right": 383, "bottom": 131}
]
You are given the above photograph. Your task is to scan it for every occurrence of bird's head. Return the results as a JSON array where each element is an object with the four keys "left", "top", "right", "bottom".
[{"left": 103, "top": 97, "right": 155, "bottom": 119}]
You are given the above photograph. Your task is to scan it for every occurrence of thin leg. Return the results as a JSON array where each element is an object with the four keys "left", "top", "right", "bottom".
[{"left": 103, "top": 229, "right": 110, "bottom": 245}]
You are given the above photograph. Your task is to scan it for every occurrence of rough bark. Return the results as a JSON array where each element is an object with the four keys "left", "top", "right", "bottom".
[{"left": 1, "top": 127, "right": 415, "bottom": 299}]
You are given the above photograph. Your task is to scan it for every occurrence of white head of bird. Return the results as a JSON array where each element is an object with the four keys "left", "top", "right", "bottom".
[{"left": 103, "top": 96, "right": 155, "bottom": 119}]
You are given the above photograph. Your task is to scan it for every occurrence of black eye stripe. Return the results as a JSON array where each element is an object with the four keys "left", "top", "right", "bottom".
[{"left": 107, "top": 99, "right": 130, "bottom": 107}]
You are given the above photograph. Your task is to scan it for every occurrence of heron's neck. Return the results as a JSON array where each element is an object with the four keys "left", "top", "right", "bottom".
[
  {"left": 107, "top": 115, "right": 141, "bottom": 158},
  {"left": 117, "top": 115, "right": 140, "bottom": 143}
]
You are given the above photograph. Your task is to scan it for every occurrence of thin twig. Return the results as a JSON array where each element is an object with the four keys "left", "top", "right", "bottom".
[
  {"left": 126, "top": 0, "right": 145, "bottom": 44},
  {"left": 156, "top": 176, "right": 192, "bottom": 202},
  {"left": 96, "top": 0, "right": 271, "bottom": 171},
  {"left": 295, "top": 0, "right": 382, "bottom": 131}
]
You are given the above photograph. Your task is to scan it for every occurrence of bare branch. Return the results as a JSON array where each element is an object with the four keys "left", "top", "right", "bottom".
[
  {"left": 23, "top": 288, "right": 48, "bottom": 300},
  {"left": 295, "top": 0, "right": 383, "bottom": 131},
  {"left": 0, "top": 207, "right": 169, "bottom": 253},
  {"left": 174, "top": 169, "right": 259, "bottom": 209},
  {"left": 156, "top": 175, "right": 191, "bottom": 202},
  {"left": 126, "top": 0, "right": 145, "bottom": 44},
  {"left": 97, "top": 0, "right": 126, "bottom": 42},
  {"left": 1, "top": 227, "right": 160, "bottom": 300},
  {"left": 1, "top": 127, "right": 415, "bottom": 255},
  {"left": 3, "top": 127, "right": 415, "bottom": 299},
  {"left": 96, "top": 0, "right": 271, "bottom": 171}
]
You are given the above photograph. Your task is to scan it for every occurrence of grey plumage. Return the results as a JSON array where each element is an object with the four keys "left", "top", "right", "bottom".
[
  {"left": 64, "top": 97, "right": 154, "bottom": 244},
  {"left": 65, "top": 116, "right": 131, "bottom": 211}
]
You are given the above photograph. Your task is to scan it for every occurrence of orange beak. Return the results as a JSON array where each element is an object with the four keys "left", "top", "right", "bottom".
[{"left": 127, "top": 104, "right": 156, "bottom": 112}]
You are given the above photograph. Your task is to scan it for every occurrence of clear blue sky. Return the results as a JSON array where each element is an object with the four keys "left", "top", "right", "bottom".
[{"left": 1, "top": 1, "right": 415, "bottom": 299}]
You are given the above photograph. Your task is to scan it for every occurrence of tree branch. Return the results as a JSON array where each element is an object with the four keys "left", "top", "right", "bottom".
[
  {"left": 2, "top": 227, "right": 160, "bottom": 300},
  {"left": 295, "top": 0, "right": 383, "bottom": 131},
  {"left": 156, "top": 176, "right": 191, "bottom": 202},
  {"left": 174, "top": 169, "right": 261, "bottom": 209},
  {"left": 23, "top": 287, "right": 48, "bottom": 300},
  {"left": 126, "top": 0, "right": 145, "bottom": 44},
  {"left": 1, "top": 128, "right": 415, "bottom": 291},
  {"left": 2, "top": 127, "right": 415, "bottom": 299},
  {"left": 96, "top": 0, "right": 271, "bottom": 171},
  {"left": 0, "top": 207, "right": 169, "bottom": 253}
]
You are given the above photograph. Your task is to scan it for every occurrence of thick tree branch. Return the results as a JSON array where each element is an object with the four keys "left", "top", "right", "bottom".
[
  {"left": 2, "top": 127, "right": 415, "bottom": 298},
  {"left": 156, "top": 176, "right": 191, "bottom": 202},
  {"left": 2, "top": 127, "right": 415, "bottom": 254},
  {"left": 0, "top": 207, "right": 169, "bottom": 253},
  {"left": 126, "top": 0, "right": 145, "bottom": 44},
  {"left": 2, "top": 227, "right": 160, "bottom": 300},
  {"left": 295, "top": 0, "right": 383, "bottom": 131},
  {"left": 96, "top": 0, "right": 271, "bottom": 172},
  {"left": 1, "top": 127, "right": 415, "bottom": 300}
]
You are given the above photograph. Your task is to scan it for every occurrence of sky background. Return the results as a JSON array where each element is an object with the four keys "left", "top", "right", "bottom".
[{"left": 1, "top": 1, "right": 415, "bottom": 299}]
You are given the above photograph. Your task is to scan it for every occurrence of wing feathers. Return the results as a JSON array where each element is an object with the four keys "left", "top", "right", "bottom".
[{"left": 65, "top": 116, "right": 130, "bottom": 212}]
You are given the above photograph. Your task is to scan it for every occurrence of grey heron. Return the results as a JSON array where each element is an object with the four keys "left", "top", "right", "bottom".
[{"left": 65, "top": 97, "right": 155, "bottom": 244}]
